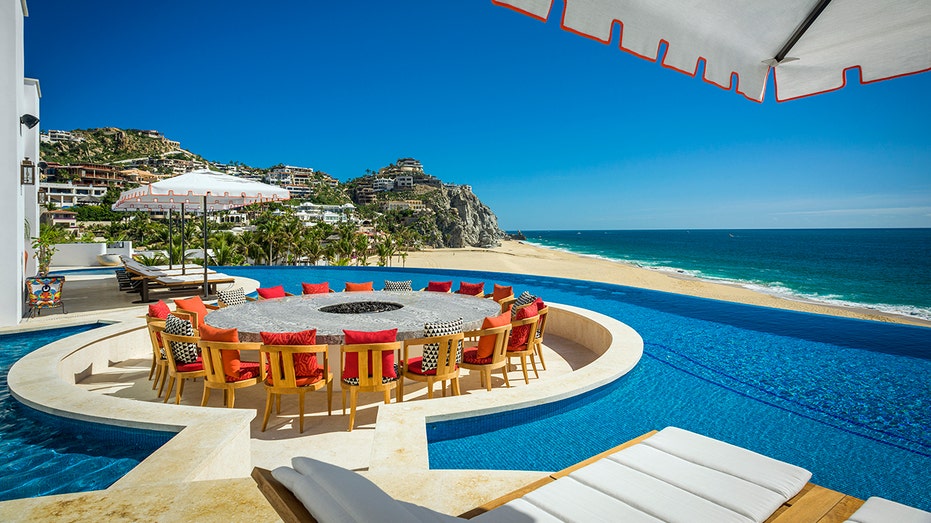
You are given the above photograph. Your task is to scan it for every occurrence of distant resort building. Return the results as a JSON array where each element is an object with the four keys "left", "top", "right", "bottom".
[
  {"left": 40, "top": 182, "right": 109, "bottom": 209},
  {"left": 293, "top": 202, "right": 355, "bottom": 225},
  {"left": 382, "top": 199, "right": 427, "bottom": 212},
  {"left": 40, "top": 130, "right": 84, "bottom": 144}
]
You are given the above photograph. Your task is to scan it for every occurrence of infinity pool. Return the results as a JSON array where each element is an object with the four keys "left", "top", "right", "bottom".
[
  {"left": 222, "top": 266, "right": 931, "bottom": 511},
  {"left": 0, "top": 325, "right": 172, "bottom": 501}
]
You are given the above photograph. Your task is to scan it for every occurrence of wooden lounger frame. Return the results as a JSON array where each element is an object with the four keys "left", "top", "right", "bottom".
[{"left": 251, "top": 430, "right": 866, "bottom": 523}]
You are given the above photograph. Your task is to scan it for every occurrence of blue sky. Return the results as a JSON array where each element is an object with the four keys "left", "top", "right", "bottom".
[{"left": 24, "top": 1, "right": 931, "bottom": 230}]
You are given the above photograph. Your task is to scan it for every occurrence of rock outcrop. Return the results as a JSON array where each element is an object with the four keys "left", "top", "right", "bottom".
[{"left": 418, "top": 186, "right": 504, "bottom": 248}]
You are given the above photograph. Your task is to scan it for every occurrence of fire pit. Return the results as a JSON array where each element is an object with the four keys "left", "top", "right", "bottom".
[{"left": 319, "top": 301, "right": 403, "bottom": 314}]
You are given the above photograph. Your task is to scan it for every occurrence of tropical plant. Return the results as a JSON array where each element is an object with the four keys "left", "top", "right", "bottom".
[{"left": 31, "top": 223, "right": 70, "bottom": 276}]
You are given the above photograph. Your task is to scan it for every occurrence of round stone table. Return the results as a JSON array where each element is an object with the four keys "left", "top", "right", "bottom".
[{"left": 204, "top": 291, "right": 501, "bottom": 344}]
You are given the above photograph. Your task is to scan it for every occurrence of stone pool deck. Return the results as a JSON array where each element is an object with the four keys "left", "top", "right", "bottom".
[{"left": 0, "top": 271, "right": 643, "bottom": 521}]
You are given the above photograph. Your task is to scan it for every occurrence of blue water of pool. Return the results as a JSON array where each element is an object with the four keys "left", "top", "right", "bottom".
[
  {"left": 0, "top": 325, "right": 174, "bottom": 501},
  {"left": 221, "top": 265, "right": 931, "bottom": 511}
]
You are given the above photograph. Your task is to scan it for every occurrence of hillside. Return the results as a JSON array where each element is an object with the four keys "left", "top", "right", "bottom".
[{"left": 40, "top": 128, "right": 200, "bottom": 166}]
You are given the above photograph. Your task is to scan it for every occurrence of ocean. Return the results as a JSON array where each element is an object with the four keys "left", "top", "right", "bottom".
[{"left": 519, "top": 229, "right": 931, "bottom": 322}]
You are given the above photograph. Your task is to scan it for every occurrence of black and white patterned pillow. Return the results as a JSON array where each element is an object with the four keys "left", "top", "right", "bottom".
[
  {"left": 218, "top": 287, "right": 247, "bottom": 307},
  {"left": 512, "top": 291, "right": 537, "bottom": 317},
  {"left": 164, "top": 314, "right": 199, "bottom": 364},
  {"left": 421, "top": 318, "right": 463, "bottom": 372},
  {"left": 383, "top": 280, "right": 413, "bottom": 292}
]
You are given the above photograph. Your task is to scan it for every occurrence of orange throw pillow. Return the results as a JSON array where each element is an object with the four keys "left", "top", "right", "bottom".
[
  {"left": 476, "top": 311, "right": 512, "bottom": 359},
  {"left": 302, "top": 282, "right": 330, "bottom": 294},
  {"left": 200, "top": 323, "right": 241, "bottom": 379},
  {"left": 344, "top": 281, "right": 374, "bottom": 292},
  {"left": 174, "top": 295, "right": 208, "bottom": 326},
  {"left": 493, "top": 284, "right": 513, "bottom": 302}
]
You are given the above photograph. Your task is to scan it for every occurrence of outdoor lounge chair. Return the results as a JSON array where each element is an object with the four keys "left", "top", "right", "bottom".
[
  {"left": 845, "top": 497, "right": 931, "bottom": 523},
  {"left": 252, "top": 426, "right": 877, "bottom": 523}
]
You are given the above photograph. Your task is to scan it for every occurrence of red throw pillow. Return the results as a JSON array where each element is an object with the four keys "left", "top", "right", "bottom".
[
  {"left": 533, "top": 297, "right": 546, "bottom": 310},
  {"left": 509, "top": 303, "right": 539, "bottom": 349},
  {"left": 200, "top": 323, "right": 242, "bottom": 379},
  {"left": 147, "top": 300, "right": 170, "bottom": 319},
  {"left": 342, "top": 328, "right": 397, "bottom": 380},
  {"left": 260, "top": 329, "right": 319, "bottom": 377},
  {"left": 457, "top": 281, "right": 485, "bottom": 296},
  {"left": 477, "top": 311, "right": 512, "bottom": 358},
  {"left": 301, "top": 282, "right": 330, "bottom": 294},
  {"left": 426, "top": 281, "right": 452, "bottom": 292},
  {"left": 344, "top": 281, "right": 374, "bottom": 292},
  {"left": 174, "top": 295, "right": 209, "bottom": 326},
  {"left": 257, "top": 285, "right": 286, "bottom": 299},
  {"left": 493, "top": 284, "right": 513, "bottom": 302}
]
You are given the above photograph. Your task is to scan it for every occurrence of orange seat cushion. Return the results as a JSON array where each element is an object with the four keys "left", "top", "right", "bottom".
[
  {"left": 344, "top": 281, "right": 373, "bottom": 292},
  {"left": 174, "top": 295, "right": 209, "bottom": 326},
  {"left": 257, "top": 285, "right": 287, "bottom": 299},
  {"left": 493, "top": 284, "right": 513, "bottom": 302},
  {"left": 302, "top": 282, "right": 330, "bottom": 294},
  {"left": 477, "top": 311, "right": 512, "bottom": 359},
  {"left": 342, "top": 329, "right": 397, "bottom": 380}
]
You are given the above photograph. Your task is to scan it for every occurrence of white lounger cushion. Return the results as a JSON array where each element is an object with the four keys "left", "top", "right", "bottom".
[
  {"left": 846, "top": 497, "right": 931, "bottom": 523},
  {"left": 272, "top": 457, "right": 461, "bottom": 523},
  {"left": 476, "top": 427, "right": 811, "bottom": 523},
  {"left": 272, "top": 427, "right": 813, "bottom": 523}
]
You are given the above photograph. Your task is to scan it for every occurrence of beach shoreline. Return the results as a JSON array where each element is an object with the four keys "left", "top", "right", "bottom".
[{"left": 402, "top": 240, "right": 931, "bottom": 328}]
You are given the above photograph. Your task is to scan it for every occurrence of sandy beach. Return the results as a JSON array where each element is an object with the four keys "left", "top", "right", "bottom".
[{"left": 403, "top": 240, "right": 931, "bottom": 328}]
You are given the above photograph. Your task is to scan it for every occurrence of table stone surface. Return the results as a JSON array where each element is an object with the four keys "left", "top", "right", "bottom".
[{"left": 205, "top": 291, "right": 501, "bottom": 344}]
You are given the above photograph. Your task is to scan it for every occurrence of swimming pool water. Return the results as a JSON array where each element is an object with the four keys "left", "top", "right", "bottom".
[
  {"left": 0, "top": 325, "right": 173, "bottom": 501},
  {"left": 222, "top": 266, "right": 931, "bottom": 511}
]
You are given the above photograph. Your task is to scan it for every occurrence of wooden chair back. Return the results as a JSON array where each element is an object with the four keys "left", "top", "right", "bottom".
[
  {"left": 261, "top": 343, "right": 331, "bottom": 391},
  {"left": 339, "top": 342, "right": 402, "bottom": 392},
  {"left": 197, "top": 340, "right": 263, "bottom": 386},
  {"left": 509, "top": 314, "right": 540, "bottom": 351},
  {"left": 465, "top": 323, "right": 513, "bottom": 365},
  {"left": 403, "top": 332, "right": 465, "bottom": 377}
]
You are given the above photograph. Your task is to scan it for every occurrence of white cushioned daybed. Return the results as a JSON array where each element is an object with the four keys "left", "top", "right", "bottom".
[
  {"left": 262, "top": 427, "right": 817, "bottom": 523},
  {"left": 845, "top": 497, "right": 931, "bottom": 523}
]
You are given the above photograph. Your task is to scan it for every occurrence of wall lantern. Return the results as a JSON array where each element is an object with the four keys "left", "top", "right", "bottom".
[
  {"left": 21, "top": 158, "right": 36, "bottom": 185},
  {"left": 19, "top": 114, "right": 40, "bottom": 129}
]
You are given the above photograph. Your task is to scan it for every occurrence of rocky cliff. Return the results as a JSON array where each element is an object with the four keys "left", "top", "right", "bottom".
[{"left": 416, "top": 186, "right": 504, "bottom": 249}]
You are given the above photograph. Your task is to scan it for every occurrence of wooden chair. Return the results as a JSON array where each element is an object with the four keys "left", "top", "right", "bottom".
[
  {"left": 493, "top": 294, "right": 517, "bottom": 314},
  {"left": 460, "top": 323, "right": 513, "bottom": 392},
  {"left": 339, "top": 342, "right": 401, "bottom": 432},
  {"left": 506, "top": 314, "right": 541, "bottom": 385},
  {"left": 397, "top": 332, "right": 465, "bottom": 401},
  {"left": 259, "top": 343, "right": 333, "bottom": 433},
  {"left": 533, "top": 306, "right": 549, "bottom": 371},
  {"left": 172, "top": 303, "right": 219, "bottom": 327},
  {"left": 197, "top": 340, "right": 263, "bottom": 408},
  {"left": 159, "top": 329, "right": 206, "bottom": 405},
  {"left": 144, "top": 316, "right": 169, "bottom": 396}
]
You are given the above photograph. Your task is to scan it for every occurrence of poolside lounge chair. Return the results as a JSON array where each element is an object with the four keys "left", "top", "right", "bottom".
[
  {"left": 845, "top": 497, "right": 931, "bottom": 523},
  {"left": 253, "top": 426, "right": 854, "bottom": 523}
]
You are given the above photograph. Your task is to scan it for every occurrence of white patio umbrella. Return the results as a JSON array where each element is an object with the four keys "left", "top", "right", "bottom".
[
  {"left": 113, "top": 169, "right": 290, "bottom": 296},
  {"left": 493, "top": 0, "right": 931, "bottom": 102}
]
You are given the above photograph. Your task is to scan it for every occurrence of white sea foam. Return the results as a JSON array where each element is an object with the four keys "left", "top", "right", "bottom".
[{"left": 522, "top": 239, "right": 931, "bottom": 322}]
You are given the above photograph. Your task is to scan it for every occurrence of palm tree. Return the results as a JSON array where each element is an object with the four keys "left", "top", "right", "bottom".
[{"left": 353, "top": 234, "right": 370, "bottom": 266}]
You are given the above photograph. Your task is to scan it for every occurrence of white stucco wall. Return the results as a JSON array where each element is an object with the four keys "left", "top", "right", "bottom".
[{"left": 0, "top": 0, "right": 31, "bottom": 327}]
